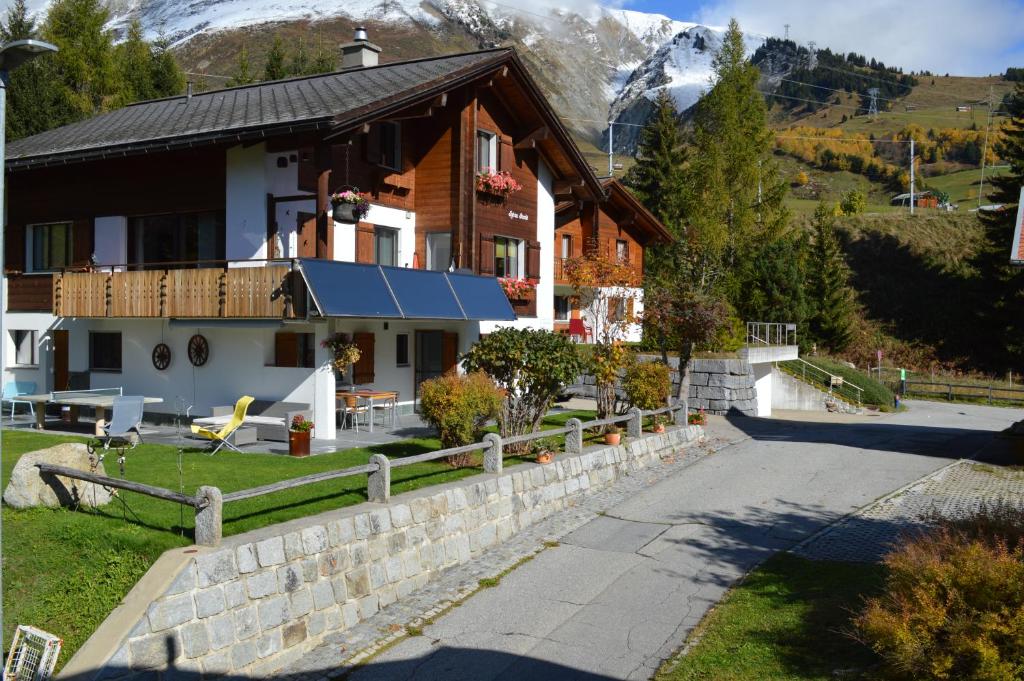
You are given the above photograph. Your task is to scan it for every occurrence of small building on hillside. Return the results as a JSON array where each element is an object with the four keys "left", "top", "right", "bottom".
[{"left": 890, "top": 190, "right": 939, "bottom": 209}]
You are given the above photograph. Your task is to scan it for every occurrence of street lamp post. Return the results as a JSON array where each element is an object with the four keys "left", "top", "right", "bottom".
[{"left": 0, "top": 37, "right": 58, "bottom": 652}]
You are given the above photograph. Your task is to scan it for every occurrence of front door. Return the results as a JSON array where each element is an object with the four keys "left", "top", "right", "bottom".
[
  {"left": 414, "top": 331, "right": 444, "bottom": 402},
  {"left": 52, "top": 329, "right": 69, "bottom": 391}
]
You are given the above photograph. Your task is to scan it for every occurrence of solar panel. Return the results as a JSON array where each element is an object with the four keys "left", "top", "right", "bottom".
[
  {"left": 298, "top": 259, "right": 402, "bottom": 318},
  {"left": 383, "top": 267, "right": 465, "bottom": 320},
  {"left": 447, "top": 272, "right": 516, "bottom": 321},
  {"left": 1012, "top": 187, "right": 1024, "bottom": 265}
]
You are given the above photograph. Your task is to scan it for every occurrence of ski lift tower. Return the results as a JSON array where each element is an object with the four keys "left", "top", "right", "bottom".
[{"left": 867, "top": 87, "right": 880, "bottom": 118}]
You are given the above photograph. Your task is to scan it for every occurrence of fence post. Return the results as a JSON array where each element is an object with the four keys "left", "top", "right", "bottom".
[
  {"left": 627, "top": 407, "right": 643, "bottom": 439},
  {"left": 988, "top": 386, "right": 993, "bottom": 404},
  {"left": 367, "top": 454, "right": 391, "bottom": 503},
  {"left": 483, "top": 433, "right": 503, "bottom": 474},
  {"left": 672, "top": 400, "right": 686, "bottom": 427},
  {"left": 565, "top": 418, "right": 583, "bottom": 455},
  {"left": 194, "top": 486, "right": 223, "bottom": 547},
  {"left": 948, "top": 384, "right": 953, "bottom": 401}
]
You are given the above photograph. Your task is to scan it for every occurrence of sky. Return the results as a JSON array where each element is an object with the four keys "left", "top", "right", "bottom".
[{"left": 622, "top": 0, "right": 1024, "bottom": 76}]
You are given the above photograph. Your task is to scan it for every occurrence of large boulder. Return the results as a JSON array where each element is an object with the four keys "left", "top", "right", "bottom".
[{"left": 3, "top": 443, "right": 115, "bottom": 509}]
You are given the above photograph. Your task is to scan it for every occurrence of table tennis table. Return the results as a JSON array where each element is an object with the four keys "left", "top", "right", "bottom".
[{"left": 19, "top": 388, "right": 163, "bottom": 430}]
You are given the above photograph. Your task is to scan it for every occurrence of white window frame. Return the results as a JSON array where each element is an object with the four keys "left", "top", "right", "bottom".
[
  {"left": 378, "top": 122, "right": 402, "bottom": 172},
  {"left": 561, "top": 234, "right": 573, "bottom": 259},
  {"left": 374, "top": 226, "right": 399, "bottom": 267},
  {"left": 476, "top": 130, "right": 498, "bottom": 174},
  {"left": 426, "top": 232, "right": 452, "bottom": 272},
  {"left": 494, "top": 235, "right": 524, "bottom": 279},
  {"left": 10, "top": 330, "right": 38, "bottom": 367},
  {"left": 26, "top": 221, "right": 74, "bottom": 273}
]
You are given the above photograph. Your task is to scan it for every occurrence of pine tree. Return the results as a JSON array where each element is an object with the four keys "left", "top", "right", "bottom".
[
  {"left": 311, "top": 31, "right": 337, "bottom": 74},
  {"left": 734, "top": 234, "right": 812, "bottom": 347},
  {"left": 263, "top": 37, "right": 287, "bottom": 81},
  {"left": 624, "top": 90, "right": 686, "bottom": 229},
  {"left": 808, "top": 202, "right": 855, "bottom": 351},
  {"left": 0, "top": 0, "right": 33, "bottom": 40},
  {"left": 149, "top": 35, "right": 185, "bottom": 98},
  {"left": 228, "top": 44, "right": 255, "bottom": 86},
  {"left": 683, "top": 18, "right": 789, "bottom": 293},
  {"left": 289, "top": 37, "right": 310, "bottom": 76},
  {"left": 114, "top": 20, "right": 156, "bottom": 105},
  {"left": 41, "top": 0, "right": 118, "bottom": 117}
]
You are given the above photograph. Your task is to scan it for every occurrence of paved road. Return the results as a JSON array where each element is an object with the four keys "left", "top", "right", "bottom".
[{"left": 348, "top": 401, "right": 1021, "bottom": 681}]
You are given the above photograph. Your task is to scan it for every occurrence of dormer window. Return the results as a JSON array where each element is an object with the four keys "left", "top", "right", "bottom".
[{"left": 476, "top": 130, "right": 498, "bottom": 173}]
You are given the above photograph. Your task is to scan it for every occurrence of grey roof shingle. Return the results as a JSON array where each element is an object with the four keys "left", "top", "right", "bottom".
[{"left": 7, "top": 49, "right": 508, "bottom": 168}]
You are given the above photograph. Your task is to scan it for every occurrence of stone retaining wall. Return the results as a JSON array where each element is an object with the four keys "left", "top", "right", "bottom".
[{"left": 65, "top": 426, "right": 703, "bottom": 680}]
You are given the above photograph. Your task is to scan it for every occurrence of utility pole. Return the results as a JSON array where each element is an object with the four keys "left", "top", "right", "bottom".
[
  {"left": 784, "top": 23, "right": 790, "bottom": 40},
  {"left": 909, "top": 137, "right": 915, "bottom": 215},
  {"left": 978, "top": 85, "right": 995, "bottom": 208},
  {"left": 607, "top": 120, "right": 614, "bottom": 177},
  {"left": 867, "top": 87, "right": 879, "bottom": 118}
]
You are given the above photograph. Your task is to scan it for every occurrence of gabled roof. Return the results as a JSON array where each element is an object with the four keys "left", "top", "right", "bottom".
[
  {"left": 6, "top": 49, "right": 507, "bottom": 170},
  {"left": 556, "top": 179, "right": 675, "bottom": 244}
]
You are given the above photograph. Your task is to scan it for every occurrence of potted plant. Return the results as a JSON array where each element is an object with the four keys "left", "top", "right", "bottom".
[
  {"left": 652, "top": 414, "right": 668, "bottom": 434},
  {"left": 688, "top": 408, "right": 707, "bottom": 426},
  {"left": 321, "top": 333, "right": 361, "bottom": 377},
  {"left": 289, "top": 415, "right": 314, "bottom": 457},
  {"left": 604, "top": 424, "right": 621, "bottom": 446},
  {"left": 533, "top": 436, "right": 560, "bottom": 464},
  {"left": 498, "top": 277, "right": 538, "bottom": 301},
  {"left": 476, "top": 168, "right": 523, "bottom": 199},
  {"left": 330, "top": 189, "right": 371, "bottom": 223}
]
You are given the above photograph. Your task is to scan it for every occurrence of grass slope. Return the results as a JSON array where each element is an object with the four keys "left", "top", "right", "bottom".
[
  {"left": 657, "top": 553, "right": 884, "bottom": 681},
  {"left": 781, "top": 357, "right": 894, "bottom": 409},
  {"left": 2, "top": 410, "right": 595, "bottom": 670}
]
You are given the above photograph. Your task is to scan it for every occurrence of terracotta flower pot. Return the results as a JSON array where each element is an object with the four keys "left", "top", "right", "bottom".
[
  {"left": 605, "top": 433, "right": 621, "bottom": 446},
  {"left": 536, "top": 451, "right": 553, "bottom": 464},
  {"left": 289, "top": 430, "right": 311, "bottom": 457},
  {"left": 653, "top": 424, "right": 666, "bottom": 434}
]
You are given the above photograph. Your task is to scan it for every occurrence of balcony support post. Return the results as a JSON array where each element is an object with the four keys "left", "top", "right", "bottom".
[{"left": 315, "top": 142, "right": 332, "bottom": 259}]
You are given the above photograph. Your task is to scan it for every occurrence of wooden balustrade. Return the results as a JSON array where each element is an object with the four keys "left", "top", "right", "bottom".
[{"left": 52, "top": 265, "right": 300, "bottom": 319}]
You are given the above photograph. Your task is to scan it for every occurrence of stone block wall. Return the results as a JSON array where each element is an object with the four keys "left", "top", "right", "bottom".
[
  {"left": 687, "top": 359, "right": 757, "bottom": 416},
  {"left": 71, "top": 426, "right": 703, "bottom": 680}
]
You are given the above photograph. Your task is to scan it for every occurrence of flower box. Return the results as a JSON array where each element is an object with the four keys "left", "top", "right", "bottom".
[{"left": 476, "top": 169, "right": 522, "bottom": 199}]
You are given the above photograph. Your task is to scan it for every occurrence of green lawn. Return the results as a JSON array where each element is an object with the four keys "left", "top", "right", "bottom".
[
  {"left": 657, "top": 553, "right": 884, "bottom": 681},
  {"left": 2, "top": 410, "right": 594, "bottom": 669}
]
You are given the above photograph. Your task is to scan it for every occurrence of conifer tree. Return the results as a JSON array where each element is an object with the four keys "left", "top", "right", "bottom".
[
  {"left": 289, "top": 37, "right": 310, "bottom": 76},
  {"left": 149, "top": 35, "right": 185, "bottom": 97},
  {"left": 263, "top": 37, "right": 287, "bottom": 81},
  {"left": 2, "top": 0, "right": 71, "bottom": 139},
  {"left": 114, "top": 20, "right": 156, "bottom": 105},
  {"left": 311, "top": 31, "right": 337, "bottom": 74},
  {"left": 624, "top": 90, "right": 686, "bottom": 230},
  {"left": 228, "top": 44, "right": 255, "bottom": 86},
  {"left": 808, "top": 202, "right": 855, "bottom": 351},
  {"left": 683, "top": 18, "right": 788, "bottom": 293},
  {"left": 41, "top": 0, "right": 118, "bottom": 117}
]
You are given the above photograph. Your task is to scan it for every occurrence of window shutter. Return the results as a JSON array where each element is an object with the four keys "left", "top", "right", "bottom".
[
  {"left": 365, "top": 125, "right": 382, "bottom": 165},
  {"left": 353, "top": 332, "right": 375, "bottom": 384},
  {"left": 72, "top": 219, "right": 94, "bottom": 268},
  {"left": 526, "top": 240, "right": 541, "bottom": 279},
  {"left": 275, "top": 332, "right": 299, "bottom": 367},
  {"left": 442, "top": 332, "right": 458, "bottom": 374},
  {"left": 608, "top": 297, "right": 619, "bottom": 322},
  {"left": 5, "top": 224, "right": 24, "bottom": 273},
  {"left": 479, "top": 235, "right": 495, "bottom": 275},
  {"left": 499, "top": 136, "right": 512, "bottom": 172},
  {"left": 356, "top": 223, "right": 375, "bottom": 263}
]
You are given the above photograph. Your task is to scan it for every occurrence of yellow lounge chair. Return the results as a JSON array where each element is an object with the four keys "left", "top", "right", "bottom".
[{"left": 191, "top": 395, "right": 255, "bottom": 454}]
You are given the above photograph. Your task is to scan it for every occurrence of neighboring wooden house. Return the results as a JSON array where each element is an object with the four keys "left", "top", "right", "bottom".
[
  {"left": 2, "top": 35, "right": 605, "bottom": 439},
  {"left": 553, "top": 179, "right": 673, "bottom": 342}
]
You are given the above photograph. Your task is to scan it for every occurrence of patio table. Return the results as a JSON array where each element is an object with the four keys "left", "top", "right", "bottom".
[{"left": 336, "top": 389, "right": 398, "bottom": 433}]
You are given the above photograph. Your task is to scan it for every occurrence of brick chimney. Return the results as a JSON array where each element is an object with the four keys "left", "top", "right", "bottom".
[{"left": 341, "top": 27, "right": 381, "bottom": 69}]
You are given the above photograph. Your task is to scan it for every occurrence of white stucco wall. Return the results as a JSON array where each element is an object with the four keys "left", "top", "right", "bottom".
[
  {"left": 225, "top": 143, "right": 269, "bottom": 262},
  {"left": 752, "top": 362, "right": 773, "bottom": 417},
  {"left": 363, "top": 204, "right": 416, "bottom": 268}
]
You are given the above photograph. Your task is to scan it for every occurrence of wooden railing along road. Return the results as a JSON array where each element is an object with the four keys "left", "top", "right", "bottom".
[
  {"left": 38, "top": 403, "right": 688, "bottom": 547},
  {"left": 51, "top": 260, "right": 304, "bottom": 319},
  {"left": 902, "top": 380, "right": 1024, "bottom": 405}
]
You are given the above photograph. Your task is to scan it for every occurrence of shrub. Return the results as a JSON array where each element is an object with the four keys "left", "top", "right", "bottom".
[
  {"left": 623, "top": 360, "right": 671, "bottom": 411},
  {"left": 854, "top": 509, "right": 1024, "bottom": 680},
  {"left": 840, "top": 189, "right": 867, "bottom": 215},
  {"left": 418, "top": 372, "right": 502, "bottom": 466},
  {"left": 462, "top": 328, "right": 583, "bottom": 447},
  {"left": 590, "top": 341, "right": 629, "bottom": 421}
]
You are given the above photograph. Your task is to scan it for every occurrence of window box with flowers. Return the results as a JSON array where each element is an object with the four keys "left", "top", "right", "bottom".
[
  {"left": 498, "top": 277, "right": 537, "bottom": 302},
  {"left": 330, "top": 189, "right": 371, "bottom": 223},
  {"left": 288, "top": 415, "right": 314, "bottom": 457},
  {"left": 476, "top": 169, "right": 522, "bottom": 200}
]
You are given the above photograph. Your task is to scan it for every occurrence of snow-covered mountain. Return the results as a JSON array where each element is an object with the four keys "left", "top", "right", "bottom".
[{"left": 16, "top": 0, "right": 776, "bottom": 153}]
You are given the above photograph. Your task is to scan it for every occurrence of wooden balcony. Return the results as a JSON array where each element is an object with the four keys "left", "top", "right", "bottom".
[
  {"left": 554, "top": 257, "right": 642, "bottom": 285},
  {"left": 6, "top": 273, "right": 54, "bottom": 312},
  {"left": 52, "top": 263, "right": 307, "bottom": 319}
]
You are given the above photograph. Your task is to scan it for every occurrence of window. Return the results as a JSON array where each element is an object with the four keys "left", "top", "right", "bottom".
[
  {"left": 561, "top": 234, "right": 573, "bottom": 259},
  {"left": 608, "top": 297, "right": 625, "bottom": 322},
  {"left": 11, "top": 330, "right": 37, "bottom": 366},
  {"left": 396, "top": 334, "right": 409, "bottom": 367},
  {"left": 128, "top": 212, "right": 225, "bottom": 268},
  {"left": 616, "top": 239, "right": 629, "bottom": 263},
  {"left": 426, "top": 232, "right": 451, "bottom": 272},
  {"left": 378, "top": 122, "right": 402, "bottom": 171},
  {"left": 274, "top": 332, "right": 315, "bottom": 368},
  {"left": 494, "top": 236, "right": 521, "bottom": 279},
  {"left": 374, "top": 227, "right": 398, "bottom": 267},
  {"left": 554, "top": 296, "right": 570, "bottom": 321},
  {"left": 89, "top": 332, "right": 122, "bottom": 372},
  {"left": 476, "top": 130, "right": 498, "bottom": 173},
  {"left": 29, "top": 222, "right": 73, "bottom": 272}
]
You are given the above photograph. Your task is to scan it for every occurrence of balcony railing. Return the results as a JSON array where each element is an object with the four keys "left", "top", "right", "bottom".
[
  {"left": 745, "top": 321, "right": 797, "bottom": 347},
  {"left": 554, "top": 257, "right": 642, "bottom": 283},
  {"left": 52, "top": 260, "right": 306, "bottom": 319}
]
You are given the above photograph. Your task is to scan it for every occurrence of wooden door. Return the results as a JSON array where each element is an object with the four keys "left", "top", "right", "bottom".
[
  {"left": 53, "top": 329, "right": 69, "bottom": 391},
  {"left": 297, "top": 212, "right": 317, "bottom": 258}
]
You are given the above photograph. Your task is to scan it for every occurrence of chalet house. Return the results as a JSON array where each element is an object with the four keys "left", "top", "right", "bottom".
[
  {"left": 2, "top": 35, "right": 663, "bottom": 440},
  {"left": 553, "top": 179, "right": 673, "bottom": 342}
]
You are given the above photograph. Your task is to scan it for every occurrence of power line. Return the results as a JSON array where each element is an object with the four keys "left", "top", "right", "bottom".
[
  {"left": 804, "top": 61, "right": 995, "bottom": 104},
  {"left": 761, "top": 89, "right": 1003, "bottom": 123},
  {"left": 774, "top": 134, "right": 912, "bottom": 144}
]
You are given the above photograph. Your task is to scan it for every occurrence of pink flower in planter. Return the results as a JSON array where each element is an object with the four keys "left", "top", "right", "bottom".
[{"left": 476, "top": 169, "right": 523, "bottom": 197}]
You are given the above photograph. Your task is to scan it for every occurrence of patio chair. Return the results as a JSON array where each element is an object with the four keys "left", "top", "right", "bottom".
[
  {"left": 369, "top": 392, "right": 398, "bottom": 429},
  {"left": 338, "top": 394, "right": 368, "bottom": 432},
  {"left": 98, "top": 396, "right": 145, "bottom": 449},
  {"left": 191, "top": 396, "right": 255, "bottom": 454},
  {"left": 2, "top": 381, "right": 36, "bottom": 421},
  {"left": 568, "top": 318, "right": 591, "bottom": 343}
]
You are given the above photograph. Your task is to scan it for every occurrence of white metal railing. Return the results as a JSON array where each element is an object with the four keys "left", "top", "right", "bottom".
[
  {"left": 745, "top": 322, "right": 797, "bottom": 347},
  {"left": 780, "top": 357, "right": 864, "bottom": 406}
]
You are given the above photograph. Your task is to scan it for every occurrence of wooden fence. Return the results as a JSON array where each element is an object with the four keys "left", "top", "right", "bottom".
[
  {"left": 903, "top": 380, "right": 1024, "bottom": 405},
  {"left": 36, "top": 404, "right": 687, "bottom": 547}
]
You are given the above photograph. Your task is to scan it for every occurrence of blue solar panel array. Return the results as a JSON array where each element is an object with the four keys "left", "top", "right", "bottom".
[{"left": 297, "top": 259, "right": 515, "bottom": 321}]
